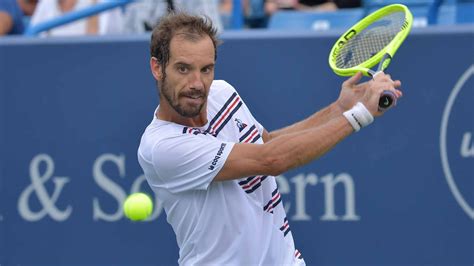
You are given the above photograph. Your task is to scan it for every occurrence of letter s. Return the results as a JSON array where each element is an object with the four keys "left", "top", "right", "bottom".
[{"left": 92, "top": 154, "right": 127, "bottom": 221}]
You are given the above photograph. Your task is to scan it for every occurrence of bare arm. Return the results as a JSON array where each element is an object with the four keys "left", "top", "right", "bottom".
[
  {"left": 264, "top": 72, "right": 401, "bottom": 142},
  {"left": 0, "top": 11, "right": 13, "bottom": 35},
  {"left": 86, "top": 0, "right": 98, "bottom": 35},
  {"left": 215, "top": 115, "right": 353, "bottom": 181},
  {"left": 215, "top": 72, "right": 402, "bottom": 181},
  {"left": 265, "top": 101, "right": 343, "bottom": 142}
]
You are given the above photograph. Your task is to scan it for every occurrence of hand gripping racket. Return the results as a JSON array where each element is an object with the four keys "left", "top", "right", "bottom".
[{"left": 329, "top": 4, "right": 413, "bottom": 110}]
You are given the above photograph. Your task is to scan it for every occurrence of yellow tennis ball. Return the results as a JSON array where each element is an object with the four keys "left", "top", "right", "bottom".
[{"left": 123, "top": 193, "right": 153, "bottom": 221}]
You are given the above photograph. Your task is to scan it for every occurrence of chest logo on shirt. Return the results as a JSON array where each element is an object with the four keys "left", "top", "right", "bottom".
[{"left": 235, "top": 118, "right": 247, "bottom": 132}]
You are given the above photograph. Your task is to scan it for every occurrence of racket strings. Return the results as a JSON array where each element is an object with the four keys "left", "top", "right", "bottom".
[{"left": 335, "top": 11, "right": 405, "bottom": 69}]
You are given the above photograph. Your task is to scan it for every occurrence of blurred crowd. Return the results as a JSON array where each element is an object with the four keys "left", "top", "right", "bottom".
[{"left": 0, "top": 0, "right": 361, "bottom": 36}]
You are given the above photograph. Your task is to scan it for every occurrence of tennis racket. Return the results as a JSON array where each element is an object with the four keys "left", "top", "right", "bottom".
[{"left": 329, "top": 4, "right": 413, "bottom": 110}]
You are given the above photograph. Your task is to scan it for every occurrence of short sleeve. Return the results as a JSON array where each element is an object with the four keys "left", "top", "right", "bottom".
[{"left": 152, "top": 134, "right": 234, "bottom": 193}]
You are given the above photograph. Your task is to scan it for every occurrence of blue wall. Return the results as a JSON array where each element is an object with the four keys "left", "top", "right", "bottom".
[{"left": 0, "top": 26, "right": 473, "bottom": 265}]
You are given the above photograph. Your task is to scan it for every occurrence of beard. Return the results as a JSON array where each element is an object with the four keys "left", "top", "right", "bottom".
[{"left": 159, "top": 77, "right": 206, "bottom": 118}]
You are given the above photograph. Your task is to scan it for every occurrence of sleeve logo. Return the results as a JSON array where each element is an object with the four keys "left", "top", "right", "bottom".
[{"left": 208, "top": 143, "right": 227, "bottom": 170}]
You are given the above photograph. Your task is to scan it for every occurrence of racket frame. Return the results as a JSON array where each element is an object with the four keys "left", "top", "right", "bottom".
[{"left": 329, "top": 4, "right": 413, "bottom": 77}]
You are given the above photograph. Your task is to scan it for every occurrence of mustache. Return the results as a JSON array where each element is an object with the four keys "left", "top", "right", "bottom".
[{"left": 180, "top": 90, "right": 206, "bottom": 98}]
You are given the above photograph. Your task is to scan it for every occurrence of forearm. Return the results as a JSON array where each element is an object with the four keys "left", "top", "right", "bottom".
[
  {"left": 267, "top": 102, "right": 343, "bottom": 140},
  {"left": 217, "top": 73, "right": 400, "bottom": 181},
  {"left": 265, "top": 115, "right": 353, "bottom": 173},
  {"left": 215, "top": 114, "right": 353, "bottom": 181}
]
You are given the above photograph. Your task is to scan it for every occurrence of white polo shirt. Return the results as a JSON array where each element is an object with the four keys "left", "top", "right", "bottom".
[{"left": 138, "top": 80, "right": 305, "bottom": 266}]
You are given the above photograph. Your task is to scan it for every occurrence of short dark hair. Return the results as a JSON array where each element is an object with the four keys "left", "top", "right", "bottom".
[{"left": 150, "top": 13, "right": 220, "bottom": 75}]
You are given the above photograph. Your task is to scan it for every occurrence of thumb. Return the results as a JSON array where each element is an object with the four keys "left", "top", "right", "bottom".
[{"left": 343, "top": 72, "right": 363, "bottom": 87}]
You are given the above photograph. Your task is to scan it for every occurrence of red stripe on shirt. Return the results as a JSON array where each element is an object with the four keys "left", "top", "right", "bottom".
[
  {"left": 242, "top": 176, "right": 261, "bottom": 190},
  {"left": 243, "top": 129, "right": 259, "bottom": 143},
  {"left": 211, "top": 96, "right": 240, "bottom": 132}
]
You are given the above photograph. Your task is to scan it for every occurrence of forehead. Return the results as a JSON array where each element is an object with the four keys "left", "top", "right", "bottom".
[{"left": 169, "top": 34, "right": 215, "bottom": 64}]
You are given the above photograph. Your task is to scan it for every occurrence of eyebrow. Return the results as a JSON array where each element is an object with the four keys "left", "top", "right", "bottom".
[
  {"left": 203, "top": 63, "right": 215, "bottom": 69},
  {"left": 174, "top": 62, "right": 192, "bottom": 67},
  {"left": 174, "top": 62, "right": 215, "bottom": 69}
]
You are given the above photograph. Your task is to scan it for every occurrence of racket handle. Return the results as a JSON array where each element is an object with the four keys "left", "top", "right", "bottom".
[{"left": 378, "top": 90, "right": 397, "bottom": 111}]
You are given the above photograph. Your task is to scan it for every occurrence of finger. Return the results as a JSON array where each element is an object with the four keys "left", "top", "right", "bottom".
[
  {"left": 377, "top": 79, "right": 400, "bottom": 90},
  {"left": 395, "top": 89, "right": 403, "bottom": 98},
  {"left": 382, "top": 85, "right": 403, "bottom": 99},
  {"left": 343, "top": 72, "right": 363, "bottom": 87},
  {"left": 393, "top": 80, "right": 401, "bottom": 88},
  {"left": 375, "top": 73, "right": 395, "bottom": 83},
  {"left": 372, "top": 71, "right": 386, "bottom": 81}
]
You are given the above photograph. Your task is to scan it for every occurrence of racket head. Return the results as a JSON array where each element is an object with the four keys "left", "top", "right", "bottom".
[{"left": 329, "top": 4, "right": 413, "bottom": 76}]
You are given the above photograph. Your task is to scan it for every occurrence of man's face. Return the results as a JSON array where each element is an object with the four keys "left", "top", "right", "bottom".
[{"left": 158, "top": 34, "right": 215, "bottom": 118}]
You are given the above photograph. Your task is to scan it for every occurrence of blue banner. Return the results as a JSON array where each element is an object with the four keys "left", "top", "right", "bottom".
[{"left": 0, "top": 27, "right": 473, "bottom": 265}]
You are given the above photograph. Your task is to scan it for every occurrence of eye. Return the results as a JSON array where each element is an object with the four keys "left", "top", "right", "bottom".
[
  {"left": 202, "top": 66, "right": 213, "bottom": 74},
  {"left": 177, "top": 66, "right": 188, "bottom": 74}
]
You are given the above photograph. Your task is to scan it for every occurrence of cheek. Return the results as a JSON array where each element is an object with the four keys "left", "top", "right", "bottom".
[
  {"left": 161, "top": 78, "right": 175, "bottom": 97},
  {"left": 163, "top": 73, "right": 177, "bottom": 90},
  {"left": 204, "top": 74, "right": 214, "bottom": 87}
]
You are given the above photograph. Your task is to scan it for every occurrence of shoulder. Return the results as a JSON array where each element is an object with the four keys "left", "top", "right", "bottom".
[
  {"left": 210, "top": 80, "right": 237, "bottom": 94},
  {"left": 138, "top": 120, "right": 183, "bottom": 161},
  {"left": 209, "top": 80, "right": 244, "bottom": 103}
]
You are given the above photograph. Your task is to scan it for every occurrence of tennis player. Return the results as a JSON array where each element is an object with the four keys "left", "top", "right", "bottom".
[{"left": 137, "top": 12, "right": 402, "bottom": 265}]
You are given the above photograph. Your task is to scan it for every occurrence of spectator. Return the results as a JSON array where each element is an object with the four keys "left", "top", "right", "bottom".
[
  {"left": 175, "top": 0, "right": 223, "bottom": 32},
  {"left": 297, "top": 0, "right": 361, "bottom": 11},
  {"left": 121, "top": 0, "right": 168, "bottom": 33},
  {"left": 122, "top": 0, "right": 224, "bottom": 33},
  {"left": 220, "top": 0, "right": 271, "bottom": 29},
  {"left": 0, "top": 0, "right": 25, "bottom": 35},
  {"left": 221, "top": 0, "right": 360, "bottom": 29},
  {"left": 244, "top": 0, "right": 270, "bottom": 28},
  {"left": 29, "top": 0, "right": 123, "bottom": 36},
  {"left": 17, "top": 0, "right": 38, "bottom": 16},
  {"left": 265, "top": 0, "right": 297, "bottom": 13},
  {"left": 265, "top": 0, "right": 361, "bottom": 14}
]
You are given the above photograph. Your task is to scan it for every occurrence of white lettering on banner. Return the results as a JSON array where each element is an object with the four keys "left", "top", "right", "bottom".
[
  {"left": 92, "top": 154, "right": 127, "bottom": 221},
  {"left": 92, "top": 154, "right": 163, "bottom": 222},
  {"left": 18, "top": 154, "right": 72, "bottom": 222},
  {"left": 440, "top": 64, "right": 474, "bottom": 220},
  {"left": 460, "top": 132, "right": 474, "bottom": 158},
  {"left": 17, "top": 154, "right": 358, "bottom": 222},
  {"left": 320, "top": 173, "right": 359, "bottom": 221},
  {"left": 276, "top": 173, "right": 359, "bottom": 221},
  {"left": 291, "top": 173, "right": 317, "bottom": 221}
]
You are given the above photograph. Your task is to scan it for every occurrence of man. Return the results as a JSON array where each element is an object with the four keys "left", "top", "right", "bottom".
[
  {"left": 122, "top": 0, "right": 223, "bottom": 34},
  {"left": 137, "top": 13, "right": 402, "bottom": 265},
  {"left": 0, "top": 0, "right": 25, "bottom": 35}
]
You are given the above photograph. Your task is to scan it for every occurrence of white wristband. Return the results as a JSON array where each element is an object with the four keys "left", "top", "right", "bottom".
[{"left": 343, "top": 102, "right": 374, "bottom": 132}]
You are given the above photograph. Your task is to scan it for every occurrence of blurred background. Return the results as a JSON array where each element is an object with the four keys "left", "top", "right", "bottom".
[{"left": 0, "top": 0, "right": 473, "bottom": 265}]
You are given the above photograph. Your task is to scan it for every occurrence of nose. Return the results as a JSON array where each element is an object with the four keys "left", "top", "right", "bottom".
[{"left": 189, "top": 71, "right": 204, "bottom": 91}]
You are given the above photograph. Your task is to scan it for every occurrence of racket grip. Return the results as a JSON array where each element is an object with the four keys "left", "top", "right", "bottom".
[{"left": 378, "top": 90, "right": 397, "bottom": 111}]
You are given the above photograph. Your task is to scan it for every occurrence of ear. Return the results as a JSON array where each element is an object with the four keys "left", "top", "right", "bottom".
[{"left": 150, "top": 57, "right": 163, "bottom": 81}]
